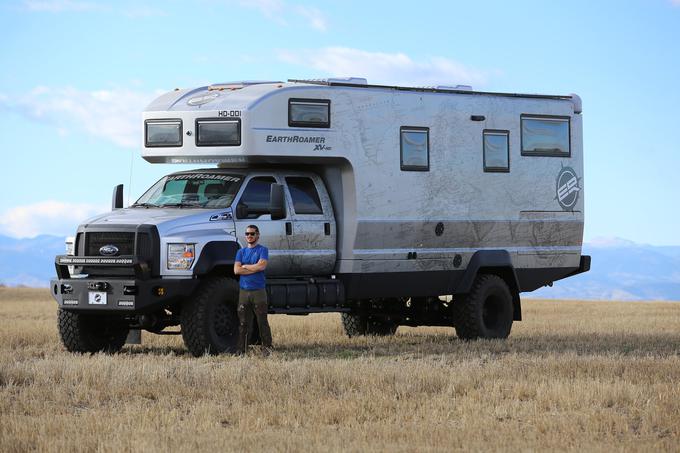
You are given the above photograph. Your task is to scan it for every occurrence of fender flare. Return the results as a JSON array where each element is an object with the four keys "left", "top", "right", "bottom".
[
  {"left": 456, "top": 250, "right": 522, "bottom": 321},
  {"left": 193, "top": 241, "right": 240, "bottom": 276}
]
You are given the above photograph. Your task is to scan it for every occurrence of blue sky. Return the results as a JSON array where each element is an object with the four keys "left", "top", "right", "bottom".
[{"left": 1, "top": 0, "right": 679, "bottom": 245}]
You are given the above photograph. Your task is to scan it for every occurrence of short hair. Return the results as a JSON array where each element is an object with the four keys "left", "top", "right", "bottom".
[{"left": 246, "top": 224, "right": 259, "bottom": 233}]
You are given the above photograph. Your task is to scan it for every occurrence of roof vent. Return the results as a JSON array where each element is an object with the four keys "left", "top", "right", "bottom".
[
  {"left": 327, "top": 77, "right": 367, "bottom": 85},
  {"left": 436, "top": 85, "right": 473, "bottom": 91},
  {"left": 208, "top": 81, "right": 281, "bottom": 91},
  {"left": 291, "top": 77, "right": 368, "bottom": 85}
]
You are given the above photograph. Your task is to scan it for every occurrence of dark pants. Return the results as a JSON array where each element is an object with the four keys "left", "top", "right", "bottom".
[{"left": 236, "top": 288, "right": 273, "bottom": 352}]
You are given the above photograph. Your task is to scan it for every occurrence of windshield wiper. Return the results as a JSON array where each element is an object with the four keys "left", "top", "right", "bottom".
[
  {"left": 157, "top": 202, "right": 199, "bottom": 208},
  {"left": 130, "top": 202, "right": 159, "bottom": 208}
]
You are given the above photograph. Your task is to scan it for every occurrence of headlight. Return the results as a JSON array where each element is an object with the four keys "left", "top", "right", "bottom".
[
  {"left": 167, "top": 244, "right": 195, "bottom": 270},
  {"left": 65, "top": 236, "right": 75, "bottom": 255}
]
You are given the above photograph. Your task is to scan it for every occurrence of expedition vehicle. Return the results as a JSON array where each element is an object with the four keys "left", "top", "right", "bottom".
[{"left": 51, "top": 78, "right": 590, "bottom": 355}]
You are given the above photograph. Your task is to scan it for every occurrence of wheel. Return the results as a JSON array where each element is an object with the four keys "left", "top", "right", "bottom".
[
  {"left": 367, "top": 319, "right": 398, "bottom": 336},
  {"left": 455, "top": 274, "right": 514, "bottom": 340},
  {"left": 341, "top": 312, "right": 398, "bottom": 337},
  {"left": 341, "top": 312, "right": 367, "bottom": 337},
  {"left": 181, "top": 276, "right": 240, "bottom": 356},
  {"left": 58, "top": 309, "right": 129, "bottom": 353}
]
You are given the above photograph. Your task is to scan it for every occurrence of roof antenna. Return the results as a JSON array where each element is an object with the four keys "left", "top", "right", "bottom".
[{"left": 127, "top": 148, "right": 134, "bottom": 206}]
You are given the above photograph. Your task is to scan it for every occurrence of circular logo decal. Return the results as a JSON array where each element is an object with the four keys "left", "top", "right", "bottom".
[{"left": 555, "top": 166, "right": 580, "bottom": 211}]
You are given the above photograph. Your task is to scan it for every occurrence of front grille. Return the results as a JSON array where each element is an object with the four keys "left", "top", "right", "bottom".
[
  {"left": 137, "top": 233, "right": 152, "bottom": 258},
  {"left": 75, "top": 225, "right": 160, "bottom": 278},
  {"left": 86, "top": 232, "right": 135, "bottom": 256}
]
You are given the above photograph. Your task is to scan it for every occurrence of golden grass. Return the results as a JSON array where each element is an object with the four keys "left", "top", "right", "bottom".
[{"left": 1, "top": 286, "right": 679, "bottom": 452}]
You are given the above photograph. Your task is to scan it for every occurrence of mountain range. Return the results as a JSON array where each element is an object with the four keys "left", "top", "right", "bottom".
[{"left": 0, "top": 234, "right": 678, "bottom": 301}]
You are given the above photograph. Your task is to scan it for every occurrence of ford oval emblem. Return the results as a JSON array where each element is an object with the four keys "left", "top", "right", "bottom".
[{"left": 99, "top": 245, "right": 119, "bottom": 256}]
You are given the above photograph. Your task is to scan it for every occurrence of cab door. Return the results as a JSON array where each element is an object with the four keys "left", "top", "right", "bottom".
[
  {"left": 232, "top": 175, "right": 293, "bottom": 276},
  {"left": 284, "top": 175, "right": 336, "bottom": 275}
]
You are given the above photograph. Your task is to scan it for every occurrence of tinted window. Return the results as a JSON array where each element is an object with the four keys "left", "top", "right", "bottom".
[
  {"left": 521, "top": 116, "right": 570, "bottom": 157},
  {"left": 238, "top": 177, "right": 276, "bottom": 219},
  {"left": 145, "top": 119, "right": 182, "bottom": 147},
  {"left": 286, "top": 177, "right": 323, "bottom": 214},
  {"left": 400, "top": 127, "right": 429, "bottom": 171},
  {"left": 196, "top": 119, "right": 240, "bottom": 146},
  {"left": 289, "top": 99, "right": 330, "bottom": 128},
  {"left": 483, "top": 130, "right": 510, "bottom": 172}
]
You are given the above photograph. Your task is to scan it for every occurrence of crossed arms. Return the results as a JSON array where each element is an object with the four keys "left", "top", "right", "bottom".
[{"left": 234, "top": 259, "right": 268, "bottom": 275}]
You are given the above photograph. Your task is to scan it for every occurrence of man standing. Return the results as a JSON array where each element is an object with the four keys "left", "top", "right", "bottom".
[{"left": 234, "top": 225, "right": 273, "bottom": 355}]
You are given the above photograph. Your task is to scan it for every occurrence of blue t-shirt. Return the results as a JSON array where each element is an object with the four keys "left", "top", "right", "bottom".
[{"left": 235, "top": 244, "right": 269, "bottom": 290}]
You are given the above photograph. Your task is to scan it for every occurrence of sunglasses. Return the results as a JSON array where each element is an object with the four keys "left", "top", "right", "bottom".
[{"left": 245, "top": 232, "right": 258, "bottom": 236}]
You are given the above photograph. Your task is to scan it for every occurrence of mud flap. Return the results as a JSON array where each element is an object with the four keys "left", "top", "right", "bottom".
[{"left": 126, "top": 329, "right": 142, "bottom": 344}]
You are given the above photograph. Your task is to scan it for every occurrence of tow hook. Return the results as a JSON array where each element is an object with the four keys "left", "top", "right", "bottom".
[{"left": 87, "top": 281, "right": 110, "bottom": 291}]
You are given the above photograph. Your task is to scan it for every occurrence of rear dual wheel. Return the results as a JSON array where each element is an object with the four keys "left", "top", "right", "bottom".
[
  {"left": 341, "top": 312, "right": 398, "bottom": 337},
  {"left": 455, "top": 274, "right": 514, "bottom": 340}
]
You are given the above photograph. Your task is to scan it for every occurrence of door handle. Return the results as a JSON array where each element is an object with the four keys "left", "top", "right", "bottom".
[
  {"left": 324, "top": 222, "right": 331, "bottom": 236},
  {"left": 285, "top": 222, "right": 292, "bottom": 235}
]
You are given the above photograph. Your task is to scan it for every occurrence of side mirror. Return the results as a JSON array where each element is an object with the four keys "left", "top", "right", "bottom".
[
  {"left": 270, "top": 184, "right": 286, "bottom": 220},
  {"left": 112, "top": 184, "right": 124, "bottom": 210},
  {"left": 236, "top": 203, "right": 249, "bottom": 219}
]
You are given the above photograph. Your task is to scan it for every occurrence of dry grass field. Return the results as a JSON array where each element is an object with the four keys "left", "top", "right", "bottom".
[{"left": 1, "top": 287, "right": 679, "bottom": 452}]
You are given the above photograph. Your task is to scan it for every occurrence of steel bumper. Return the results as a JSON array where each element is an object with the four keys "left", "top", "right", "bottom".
[{"left": 50, "top": 277, "right": 199, "bottom": 313}]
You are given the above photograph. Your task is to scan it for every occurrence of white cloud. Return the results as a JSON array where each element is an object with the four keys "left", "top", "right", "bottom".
[
  {"left": 295, "top": 6, "right": 327, "bottom": 32},
  {"left": 0, "top": 201, "right": 106, "bottom": 238},
  {"left": 232, "top": 0, "right": 285, "bottom": 23},
  {"left": 22, "top": 0, "right": 102, "bottom": 12},
  {"left": 0, "top": 86, "right": 163, "bottom": 148},
  {"left": 278, "top": 47, "right": 487, "bottom": 87},
  {"left": 216, "top": 0, "right": 326, "bottom": 30},
  {"left": 22, "top": 1, "right": 166, "bottom": 16},
  {"left": 122, "top": 6, "right": 168, "bottom": 18},
  {"left": 671, "top": 0, "right": 680, "bottom": 6}
]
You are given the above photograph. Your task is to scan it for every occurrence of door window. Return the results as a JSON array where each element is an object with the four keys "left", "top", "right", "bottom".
[
  {"left": 286, "top": 177, "right": 323, "bottom": 214},
  {"left": 238, "top": 176, "right": 276, "bottom": 219}
]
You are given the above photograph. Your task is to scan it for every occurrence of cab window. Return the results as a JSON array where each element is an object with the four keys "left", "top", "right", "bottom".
[
  {"left": 286, "top": 177, "right": 323, "bottom": 214},
  {"left": 238, "top": 177, "right": 276, "bottom": 219}
]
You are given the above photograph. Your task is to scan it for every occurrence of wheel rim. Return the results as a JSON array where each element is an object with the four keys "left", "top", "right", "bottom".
[{"left": 213, "top": 301, "right": 237, "bottom": 340}]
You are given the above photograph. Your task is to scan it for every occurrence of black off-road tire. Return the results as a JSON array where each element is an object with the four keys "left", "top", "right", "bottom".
[
  {"left": 455, "top": 274, "right": 514, "bottom": 340},
  {"left": 342, "top": 312, "right": 367, "bottom": 337},
  {"left": 181, "top": 276, "right": 240, "bottom": 356},
  {"left": 58, "top": 309, "right": 129, "bottom": 353},
  {"left": 342, "top": 313, "right": 398, "bottom": 337}
]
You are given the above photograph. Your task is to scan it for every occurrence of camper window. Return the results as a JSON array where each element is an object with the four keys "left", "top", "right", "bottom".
[
  {"left": 145, "top": 119, "right": 182, "bottom": 147},
  {"left": 521, "top": 115, "right": 570, "bottom": 157},
  {"left": 195, "top": 118, "right": 240, "bottom": 146},
  {"left": 483, "top": 130, "right": 510, "bottom": 172},
  {"left": 288, "top": 99, "right": 330, "bottom": 128},
  {"left": 286, "top": 177, "right": 323, "bottom": 215},
  {"left": 400, "top": 127, "right": 429, "bottom": 171}
]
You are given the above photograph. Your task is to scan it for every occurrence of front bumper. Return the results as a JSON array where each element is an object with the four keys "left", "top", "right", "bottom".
[
  {"left": 51, "top": 255, "right": 198, "bottom": 313},
  {"left": 50, "top": 277, "right": 199, "bottom": 313}
]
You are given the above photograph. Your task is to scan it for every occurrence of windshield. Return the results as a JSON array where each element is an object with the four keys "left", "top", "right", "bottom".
[{"left": 133, "top": 173, "right": 243, "bottom": 209}]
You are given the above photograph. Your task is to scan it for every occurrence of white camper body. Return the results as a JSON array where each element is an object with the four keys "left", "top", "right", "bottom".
[{"left": 142, "top": 79, "right": 585, "bottom": 295}]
